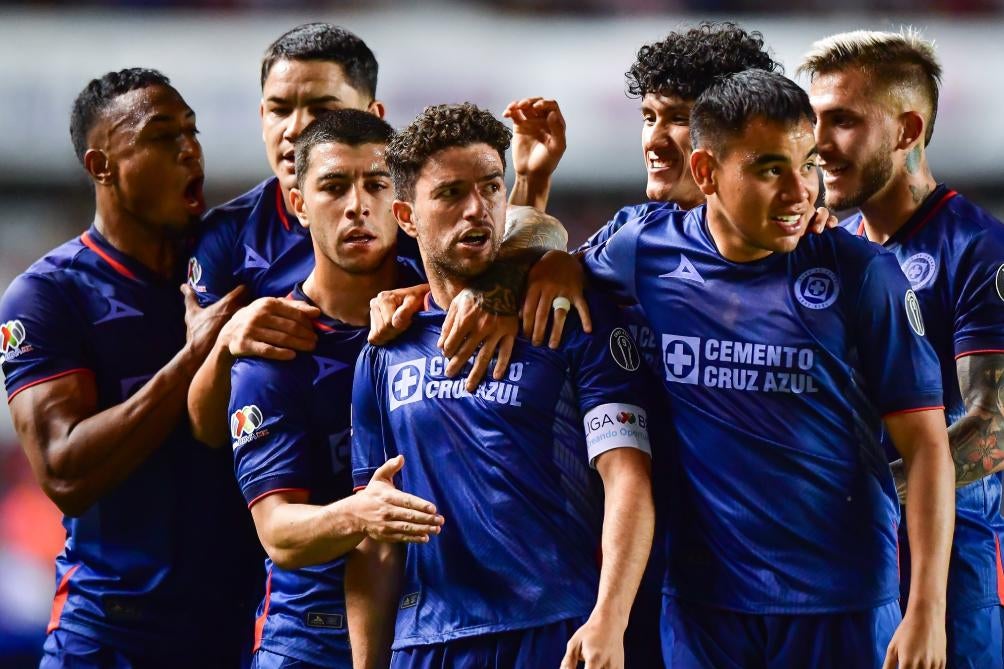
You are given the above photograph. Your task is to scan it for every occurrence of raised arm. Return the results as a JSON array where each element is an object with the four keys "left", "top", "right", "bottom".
[
  {"left": 504, "top": 97, "right": 566, "bottom": 211},
  {"left": 11, "top": 286, "right": 242, "bottom": 516}
]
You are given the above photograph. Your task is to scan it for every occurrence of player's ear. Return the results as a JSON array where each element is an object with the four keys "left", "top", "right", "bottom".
[
  {"left": 367, "top": 99, "right": 386, "bottom": 119},
  {"left": 690, "top": 148, "right": 717, "bottom": 196},
  {"left": 84, "top": 149, "right": 112, "bottom": 186},
  {"left": 289, "top": 187, "right": 308, "bottom": 229},
  {"left": 897, "top": 110, "right": 926, "bottom": 152},
  {"left": 392, "top": 200, "right": 418, "bottom": 238}
]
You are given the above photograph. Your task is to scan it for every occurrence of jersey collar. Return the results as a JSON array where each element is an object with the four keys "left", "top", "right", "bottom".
[
  {"left": 288, "top": 282, "right": 357, "bottom": 333},
  {"left": 80, "top": 225, "right": 177, "bottom": 285},
  {"left": 861, "top": 183, "right": 957, "bottom": 247},
  {"left": 272, "top": 179, "right": 303, "bottom": 234}
]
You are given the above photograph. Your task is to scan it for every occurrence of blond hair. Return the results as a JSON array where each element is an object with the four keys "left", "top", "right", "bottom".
[{"left": 798, "top": 29, "right": 942, "bottom": 144}]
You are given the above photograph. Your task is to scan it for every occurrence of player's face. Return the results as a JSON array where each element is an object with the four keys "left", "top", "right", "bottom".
[
  {"left": 405, "top": 143, "right": 506, "bottom": 280},
  {"left": 709, "top": 118, "right": 819, "bottom": 261},
  {"left": 641, "top": 93, "right": 703, "bottom": 208},
  {"left": 100, "top": 84, "right": 205, "bottom": 234},
  {"left": 292, "top": 142, "right": 396, "bottom": 274},
  {"left": 810, "top": 69, "right": 897, "bottom": 210},
  {"left": 261, "top": 59, "right": 374, "bottom": 196}
]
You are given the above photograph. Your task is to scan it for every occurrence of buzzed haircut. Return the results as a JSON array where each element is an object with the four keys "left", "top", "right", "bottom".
[
  {"left": 261, "top": 23, "right": 378, "bottom": 99},
  {"left": 626, "top": 22, "right": 781, "bottom": 101},
  {"left": 69, "top": 68, "right": 173, "bottom": 164},
  {"left": 294, "top": 109, "right": 394, "bottom": 189},
  {"left": 386, "top": 103, "right": 512, "bottom": 202},
  {"left": 690, "top": 70, "right": 815, "bottom": 156},
  {"left": 798, "top": 29, "right": 942, "bottom": 145}
]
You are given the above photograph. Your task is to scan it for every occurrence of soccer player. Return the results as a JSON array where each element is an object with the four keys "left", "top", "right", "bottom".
[
  {"left": 581, "top": 70, "right": 954, "bottom": 668},
  {"left": 0, "top": 69, "right": 254, "bottom": 667},
  {"left": 349, "top": 103, "right": 655, "bottom": 669},
  {"left": 227, "top": 110, "right": 445, "bottom": 669},
  {"left": 802, "top": 30, "right": 1004, "bottom": 667}
]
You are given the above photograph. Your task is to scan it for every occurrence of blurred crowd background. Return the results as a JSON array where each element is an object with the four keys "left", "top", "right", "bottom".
[{"left": 1, "top": 1, "right": 1003, "bottom": 666}]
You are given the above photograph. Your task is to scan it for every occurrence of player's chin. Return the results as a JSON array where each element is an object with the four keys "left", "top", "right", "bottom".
[{"left": 645, "top": 175, "right": 680, "bottom": 202}]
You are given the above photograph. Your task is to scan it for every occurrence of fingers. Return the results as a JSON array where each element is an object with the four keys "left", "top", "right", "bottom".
[
  {"left": 492, "top": 335, "right": 515, "bottom": 381},
  {"left": 548, "top": 306, "right": 569, "bottom": 350},
  {"left": 438, "top": 299, "right": 466, "bottom": 354},
  {"left": 521, "top": 283, "right": 542, "bottom": 335},
  {"left": 392, "top": 293, "right": 422, "bottom": 329},
  {"left": 465, "top": 333, "right": 501, "bottom": 392},
  {"left": 881, "top": 644, "right": 897, "bottom": 669},
  {"left": 806, "top": 207, "right": 838, "bottom": 234},
  {"left": 559, "top": 642, "right": 582, "bottom": 669},
  {"left": 382, "top": 489, "right": 439, "bottom": 516},
  {"left": 573, "top": 293, "right": 592, "bottom": 334},
  {"left": 445, "top": 333, "right": 483, "bottom": 378},
  {"left": 371, "top": 454, "right": 405, "bottom": 483},
  {"left": 530, "top": 295, "right": 553, "bottom": 346},
  {"left": 180, "top": 283, "right": 199, "bottom": 312},
  {"left": 237, "top": 341, "right": 297, "bottom": 361}
]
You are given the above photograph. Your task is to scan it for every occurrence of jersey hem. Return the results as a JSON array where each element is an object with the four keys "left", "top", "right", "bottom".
[
  {"left": 247, "top": 487, "right": 310, "bottom": 509},
  {"left": 659, "top": 590, "right": 900, "bottom": 615},
  {"left": 7, "top": 367, "right": 94, "bottom": 403},
  {"left": 257, "top": 634, "right": 351, "bottom": 667},
  {"left": 390, "top": 609, "right": 592, "bottom": 650}
]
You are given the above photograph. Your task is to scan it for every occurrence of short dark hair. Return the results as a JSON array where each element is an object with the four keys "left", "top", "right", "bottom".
[
  {"left": 294, "top": 109, "right": 394, "bottom": 189},
  {"left": 626, "top": 22, "right": 781, "bottom": 101},
  {"left": 261, "top": 23, "right": 378, "bottom": 99},
  {"left": 690, "top": 70, "right": 815, "bottom": 156},
  {"left": 386, "top": 103, "right": 512, "bottom": 202},
  {"left": 69, "top": 68, "right": 172, "bottom": 164}
]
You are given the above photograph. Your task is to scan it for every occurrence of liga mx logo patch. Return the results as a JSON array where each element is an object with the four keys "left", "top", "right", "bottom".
[
  {"left": 901, "top": 253, "right": 937, "bottom": 290},
  {"left": 230, "top": 405, "right": 264, "bottom": 448},
  {"left": 388, "top": 358, "right": 425, "bottom": 411},
  {"left": 794, "top": 268, "right": 839, "bottom": 310},
  {"left": 1, "top": 320, "right": 30, "bottom": 360}
]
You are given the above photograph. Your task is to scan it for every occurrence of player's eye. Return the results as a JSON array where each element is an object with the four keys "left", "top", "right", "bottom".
[
  {"left": 366, "top": 181, "right": 389, "bottom": 193},
  {"left": 483, "top": 182, "right": 502, "bottom": 195},
  {"left": 269, "top": 106, "right": 291, "bottom": 117},
  {"left": 673, "top": 115, "right": 690, "bottom": 125},
  {"left": 762, "top": 166, "right": 783, "bottom": 177}
]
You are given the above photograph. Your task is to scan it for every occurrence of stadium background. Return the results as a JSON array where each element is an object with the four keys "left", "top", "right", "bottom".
[{"left": 0, "top": 1, "right": 1002, "bottom": 665}]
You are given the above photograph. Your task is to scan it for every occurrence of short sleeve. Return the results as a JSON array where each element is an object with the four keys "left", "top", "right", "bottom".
[
  {"left": 575, "top": 202, "right": 675, "bottom": 253},
  {"left": 188, "top": 211, "right": 241, "bottom": 307},
  {"left": 1, "top": 273, "right": 91, "bottom": 402},
  {"left": 854, "top": 253, "right": 944, "bottom": 415},
  {"left": 953, "top": 230, "right": 1004, "bottom": 357},
  {"left": 350, "top": 345, "right": 396, "bottom": 489},
  {"left": 564, "top": 292, "right": 652, "bottom": 465},
  {"left": 229, "top": 357, "right": 311, "bottom": 507},
  {"left": 580, "top": 217, "right": 643, "bottom": 304}
]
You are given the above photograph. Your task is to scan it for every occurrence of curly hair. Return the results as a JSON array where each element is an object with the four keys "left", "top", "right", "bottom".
[
  {"left": 70, "top": 68, "right": 173, "bottom": 164},
  {"left": 626, "top": 22, "right": 781, "bottom": 101},
  {"left": 386, "top": 103, "right": 512, "bottom": 202}
]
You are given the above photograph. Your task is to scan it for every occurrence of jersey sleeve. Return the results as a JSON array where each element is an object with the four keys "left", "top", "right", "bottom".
[
  {"left": 953, "top": 230, "right": 1004, "bottom": 357},
  {"left": 188, "top": 211, "right": 241, "bottom": 307},
  {"left": 564, "top": 292, "right": 652, "bottom": 466},
  {"left": 854, "top": 252, "right": 944, "bottom": 415},
  {"left": 575, "top": 202, "right": 674, "bottom": 252},
  {"left": 350, "top": 345, "right": 397, "bottom": 490},
  {"left": 1, "top": 273, "right": 91, "bottom": 402},
  {"left": 229, "top": 357, "right": 311, "bottom": 507},
  {"left": 579, "top": 216, "right": 643, "bottom": 304}
]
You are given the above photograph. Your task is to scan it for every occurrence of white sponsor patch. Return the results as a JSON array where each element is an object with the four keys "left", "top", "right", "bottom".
[{"left": 582, "top": 403, "right": 651, "bottom": 466}]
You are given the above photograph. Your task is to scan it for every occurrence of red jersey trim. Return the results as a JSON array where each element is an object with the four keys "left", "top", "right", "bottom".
[
  {"left": 313, "top": 320, "right": 335, "bottom": 333},
  {"left": 353, "top": 484, "right": 367, "bottom": 493},
  {"left": 903, "top": 189, "right": 958, "bottom": 243},
  {"left": 80, "top": 232, "right": 139, "bottom": 281},
  {"left": 275, "top": 186, "right": 291, "bottom": 232},
  {"left": 247, "top": 487, "right": 309, "bottom": 510},
  {"left": 46, "top": 564, "right": 81, "bottom": 633},
  {"left": 253, "top": 568, "right": 273, "bottom": 652},
  {"left": 7, "top": 368, "right": 94, "bottom": 403},
  {"left": 955, "top": 349, "right": 1004, "bottom": 360},
  {"left": 881, "top": 405, "right": 945, "bottom": 418},
  {"left": 996, "top": 535, "right": 1004, "bottom": 605}
]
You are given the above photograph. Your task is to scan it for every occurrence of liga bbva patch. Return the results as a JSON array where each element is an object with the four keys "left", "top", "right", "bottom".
[{"left": 583, "top": 402, "right": 651, "bottom": 465}]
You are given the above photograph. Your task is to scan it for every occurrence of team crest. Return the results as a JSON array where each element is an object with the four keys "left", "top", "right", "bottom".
[
  {"left": 231, "top": 404, "right": 264, "bottom": 445},
  {"left": 609, "top": 328, "right": 641, "bottom": 371},
  {"left": 904, "top": 290, "right": 926, "bottom": 336},
  {"left": 901, "top": 253, "right": 937, "bottom": 290},
  {"left": 0, "top": 320, "right": 30, "bottom": 360},
  {"left": 794, "top": 268, "right": 840, "bottom": 310}
]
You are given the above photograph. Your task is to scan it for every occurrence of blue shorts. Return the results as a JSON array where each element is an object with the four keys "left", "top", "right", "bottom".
[
  {"left": 251, "top": 648, "right": 345, "bottom": 669},
  {"left": 946, "top": 605, "right": 1004, "bottom": 669},
  {"left": 660, "top": 596, "right": 900, "bottom": 669},
  {"left": 390, "top": 616, "right": 587, "bottom": 669},
  {"left": 40, "top": 627, "right": 242, "bottom": 669}
]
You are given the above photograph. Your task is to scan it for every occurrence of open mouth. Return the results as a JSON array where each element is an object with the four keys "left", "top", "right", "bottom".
[
  {"left": 183, "top": 175, "right": 206, "bottom": 214},
  {"left": 280, "top": 149, "right": 296, "bottom": 172},
  {"left": 457, "top": 228, "right": 491, "bottom": 249},
  {"left": 646, "top": 150, "right": 678, "bottom": 173},
  {"left": 770, "top": 213, "right": 804, "bottom": 234},
  {"left": 342, "top": 229, "right": 377, "bottom": 246},
  {"left": 820, "top": 161, "right": 850, "bottom": 181}
]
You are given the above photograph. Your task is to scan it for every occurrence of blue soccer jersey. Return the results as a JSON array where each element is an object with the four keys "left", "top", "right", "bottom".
[
  {"left": 844, "top": 185, "right": 1004, "bottom": 615},
  {"left": 0, "top": 226, "right": 257, "bottom": 659},
  {"left": 582, "top": 205, "right": 944, "bottom": 613},
  {"left": 351, "top": 291, "right": 651, "bottom": 649},
  {"left": 188, "top": 177, "right": 420, "bottom": 305},
  {"left": 229, "top": 260, "right": 423, "bottom": 667}
]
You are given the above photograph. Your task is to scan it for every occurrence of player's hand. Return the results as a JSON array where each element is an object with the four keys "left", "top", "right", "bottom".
[
  {"left": 182, "top": 284, "right": 247, "bottom": 361},
  {"left": 438, "top": 289, "right": 518, "bottom": 393},
  {"left": 560, "top": 615, "right": 624, "bottom": 669},
  {"left": 522, "top": 250, "right": 591, "bottom": 349},
  {"left": 805, "top": 206, "right": 838, "bottom": 235},
  {"left": 352, "top": 455, "right": 444, "bottom": 543},
  {"left": 883, "top": 604, "right": 946, "bottom": 669},
  {"left": 369, "top": 284, "right": 430, "bottom": 345},
  {"left": 219, "top": 296, "right": 319, "bottom": 361},
  {"left": 504, "top": 97, "right": 567, "bottom": 181}
]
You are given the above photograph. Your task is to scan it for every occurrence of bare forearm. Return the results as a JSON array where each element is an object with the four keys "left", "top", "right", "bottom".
[
  {"left": 903, "top": 444, "right": 954, "bottom": 611},
  {"left": 948, "top": 411, "right": 1004, "bottom": 485},
  {"left": 187, "top": 341, "right": 234, "bottom": 447},
  {"left": 508, "top": 174, "right": 552, "bottom": 211},
  {"left": 259, "top": 498, "right": 366, "bottom": 570},
  {"left": 347, "top": 540, "right": 403, "bottom": 669}
]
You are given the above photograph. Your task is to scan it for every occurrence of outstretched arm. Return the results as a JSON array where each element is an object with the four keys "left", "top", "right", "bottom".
[{"left": 505, "top": 97, "right": 566, "bottom": 211}]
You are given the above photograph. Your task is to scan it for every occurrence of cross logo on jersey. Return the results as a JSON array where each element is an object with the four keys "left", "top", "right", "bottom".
[
  {"left": 901, "top": 253, "right": 937, "bottom": 290},
  {"left": 794, "top": 268, "right": 839, "bottom": 310},
  {"left": 231, "top": 405, "right": 264, "bottom": 440},
  {"left": 388, "top": 358, "right": 426, "bottom": 411},
  {"left": 662, "top": 334, "right": 701, "bottom": 385},
  {"left": 0, "top": 319, "right": 25, "bottom": 354},
  {"left": 659, "top": 253, "right": 705, "bottom": 284}
]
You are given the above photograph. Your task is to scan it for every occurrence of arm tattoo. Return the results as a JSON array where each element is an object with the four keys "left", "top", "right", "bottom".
[{"left": 949, "top": 354, "right": 1004, "bottom": 485}]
